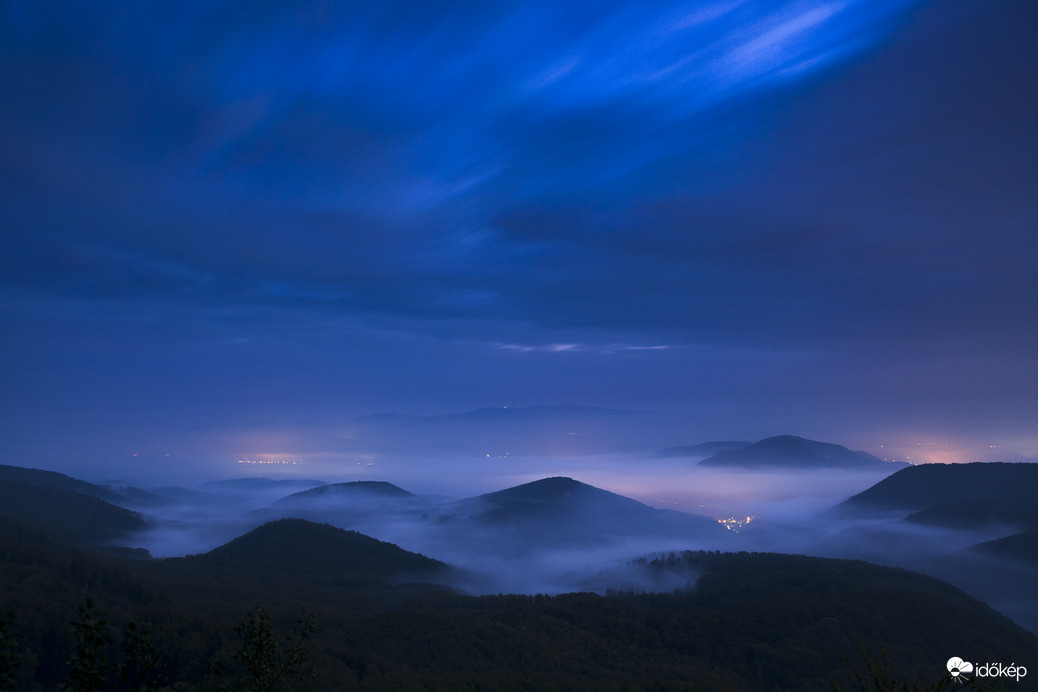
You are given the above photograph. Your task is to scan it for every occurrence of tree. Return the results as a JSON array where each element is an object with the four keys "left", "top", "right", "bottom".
[
  {"left": 0, "top": 610, "right": 20, "bottom": 692},
  {"left": 218, "top": 607, "right": 315, "bottom": 692},
  {"left": 61, "top": 597, "right": 112, "bottom": 692},
  {"left": 115, "top": 619, "right": 174, "bottom": 692},
  {"left": 833, "top": 645, "right": 998, "bottom": 692}
]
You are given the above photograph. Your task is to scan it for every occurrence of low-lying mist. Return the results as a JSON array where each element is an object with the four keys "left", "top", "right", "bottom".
[{"left": 111, "top": 454, "right": 1038, "bottom": 633}]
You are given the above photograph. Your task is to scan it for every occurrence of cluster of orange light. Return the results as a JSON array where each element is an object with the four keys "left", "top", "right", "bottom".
[{"left": 718, "top": 516, "right": 756, "bottom": 532}]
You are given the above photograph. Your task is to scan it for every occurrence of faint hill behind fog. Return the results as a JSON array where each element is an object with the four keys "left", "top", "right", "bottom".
[
  {"left": 698, "top": 435, "right": 904, "bottom": 470},
  {"left": 437, "top": 476, "right": 728, "bottom": 547},
  {"left": 276, "top": 480, "right": 416, "bottom": 504}
]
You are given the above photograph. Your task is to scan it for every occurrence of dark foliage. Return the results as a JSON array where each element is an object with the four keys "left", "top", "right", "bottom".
[
  {"left": 2, "top": 459, "right": 1036, "bottom": 691},
  {"left": 0, "top": 481, "right": 146, "bottom": 546},
  {"left": 215, "top": 607, "right": 315, "bottom": 692},
  {"left": 0, "top": 610, "right": 19, "bottom": 691},
  {"left": 60, "top": 598, "right": 111, "bottom": 692},
  {"left": 3, "top": 523, "right": 1036, "bottom": 691}
]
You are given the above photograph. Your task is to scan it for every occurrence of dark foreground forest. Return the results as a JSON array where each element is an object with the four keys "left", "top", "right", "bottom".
[{"left": 2, "top": 514, "right": 1035, "bottom": 691}]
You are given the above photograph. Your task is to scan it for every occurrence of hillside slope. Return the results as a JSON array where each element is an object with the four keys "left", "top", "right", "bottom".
[
  {"left": 698, "top": 435, "right": 901, "bottom": 470},
  {"left": 836, "top": 462, "right": 1038, "bottom": 516},
  {"left": 0, "top": 479, "right": 146, "bottom": 545},
  {"left": 172, "top": 518, "right": 447, "bottom": 584}
]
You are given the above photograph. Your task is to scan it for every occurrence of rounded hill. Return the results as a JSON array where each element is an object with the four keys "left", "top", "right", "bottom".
[{"left": 177, "top": 518, "right": 446, "bottom": 583}]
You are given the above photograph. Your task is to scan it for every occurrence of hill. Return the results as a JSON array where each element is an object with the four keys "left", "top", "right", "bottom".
[
  {"left": 654, "top": 441, "right": 750, "bottom": 458},
  {"left": 905, "top": 495, "right": 1038, "bottom": 531},
  {"left": 333, "top": 551, "right": 1038, "bottom": 691},
  {"left": 253, "top": 480, "right": 429, "bottom": 530},
  {"left": 275, "top": 480, "right": 415, "bottom": 504},
  {"left": 0, "top": 478, "right": 147, "bottom": 546},
  {"left": 836, "top": 462, "right": 1038, "bottom": 516},
  {"left": 0, "top": 464, "right": 192, "bottom": 512},
  {"left": 967, "top": 529, "right": 1038, "bottom": 565},
  {"left": 442, "top": 476, "right": 726, "bottom": 543},
  {"left": 1, "top": 509, "right": 1037, "bottom": 689},
  {"left": 0, "top": 463, "right": 119, "bottom": 500},
  {"left": 172, "top": 518, "right": 447, "bottom": 584},
  {"left": 698, "top": 435, "right": 904, "bottom": 470}
]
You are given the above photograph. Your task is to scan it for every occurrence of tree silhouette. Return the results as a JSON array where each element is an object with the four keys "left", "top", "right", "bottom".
[
  {"left": 115, "top": 619, "right": 174, "bottom": 692},
  {"left": 61, "top": 598, "right": 112, "bottom": 692},
  {"left": 219, "top": 607, "right": 315, "bottom": 692},
  {"left": 0, "top": 610, "right": 20, "bottom": 692}
]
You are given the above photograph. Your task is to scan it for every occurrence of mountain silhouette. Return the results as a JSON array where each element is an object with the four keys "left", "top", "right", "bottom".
[
  {"left": 440, "top": 477, "right": 725, "bottom": 545},
  {"left": 175, "top": 518, "right": 447, "bottom": 583},
  {"left": 0, "top": 478, "right": 146, "bottom": 546},
  {"left": 905, "top": 496, "right": 1038, "bottom": 531},
  {"left": 698, "top": 435, "right": 900, "bottom": 470},
  {"left": 836, "top": 462, "right": 1038, "bottom": 516},
  {"left": 276, "top": 480, "right": 415, "bottom": 505},
  {"left": 967, "top": 529, "right": 1038, "bottom": 566},
  {"left": 0, "top": 463, "right": 120, "bottom": 501}
]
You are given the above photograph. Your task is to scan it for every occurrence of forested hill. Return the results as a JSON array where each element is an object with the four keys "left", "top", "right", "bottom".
[
  {"left": 169, "top": 518, "right": 447, "bottom": 583},
  {"left": 2, "top": 514, "right": 1036, "bottom": 691},
  {"left": 698, "top": 435, "right": 903, "bottom": 470},
  {"left": 837, "top": 462, "right": 1038, "bottom": 515},
  {"left": 0, "top": 478, "right": 146, "bottom": 546},
  {"left": 276, "top": 480, "right": 417, "bottom": 504},
  {"left": 0, "top": 463, "right": 118, "bottom": 500}
]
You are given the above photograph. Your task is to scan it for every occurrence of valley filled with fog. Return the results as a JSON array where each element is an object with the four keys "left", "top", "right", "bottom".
[
  {"left": 4, "top": 433, "right": 1037, "bottom": 690},
  {"left": 106, "top": 439, "right": 1038, "bottom": 634}
]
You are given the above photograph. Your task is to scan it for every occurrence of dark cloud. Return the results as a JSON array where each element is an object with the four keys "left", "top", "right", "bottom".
[{"left": 1, "top": 0, "right": 1036, "bottom": 474}]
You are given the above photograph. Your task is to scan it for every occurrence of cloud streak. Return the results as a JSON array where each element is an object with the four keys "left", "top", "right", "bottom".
[{"left": 1, "top": 0, "right": 1036, "bottom": 474}]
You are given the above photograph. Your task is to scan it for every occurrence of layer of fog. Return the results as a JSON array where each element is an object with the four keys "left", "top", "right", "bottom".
[{"left": 112, "top": 454, "right": 1038, "bottom": 633}]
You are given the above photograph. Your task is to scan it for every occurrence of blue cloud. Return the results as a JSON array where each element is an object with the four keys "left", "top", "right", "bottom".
[{"left": 1, "top": 0, "right": 1035, "bottom": 444}]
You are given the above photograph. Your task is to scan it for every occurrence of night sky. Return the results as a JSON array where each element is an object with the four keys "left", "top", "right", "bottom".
[{"left": 2, "top": 0, "right": 1036, "bottom": 483}]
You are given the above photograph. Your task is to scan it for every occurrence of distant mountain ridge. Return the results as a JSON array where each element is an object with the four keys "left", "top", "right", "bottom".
[
  {"left": 276, "top": 481, "right": 415, "bottom": 504},
  {"left": 698, "top": 435, "right": 902, "bottom": 470}
]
